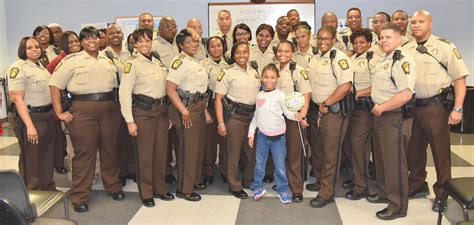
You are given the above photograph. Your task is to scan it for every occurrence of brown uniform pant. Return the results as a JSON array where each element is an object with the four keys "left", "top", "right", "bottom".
[
  {"left": 407, "top": 104, "right": 451, "bottom": 199},
  {"left": 349, "top": 110, "right": 373, "bottom": 194},
  {"left": 53, "top": 119, "right": 67, "bottom": 168},
  {"left": 316, "top": 112, "right": 349, "bottom": 200},
  {"left": 10, "top": 111, "right": 55, "bottom": 190},
  {"left": 117, "top": 119, "right": 137, "bottom": 177},
  {"left": 226, "top": 113, "right": 255, "bottom": 192},
  {"left": 169, "top": 100, "right": 206, "bottom": 194},
  {"left": 285, "top": 119, "right": 305, "bottom": 194},
  {"left": 204, "top": 106, "right": 227, "bottom": 177},
  {"left": 133, "top": 105, "right": 169, "bottom": 200},
  {"left": 307, "top": 115, "right": 323, "bottom": 182},
  {"left": 68, "top": 100, "right": 122, "bottom": 204},
  {"left": 373, "top": 112, "right": 412, "bottom": 214},
  {"left": 166, "top": 127, "right": 179, "bottom": 175}
]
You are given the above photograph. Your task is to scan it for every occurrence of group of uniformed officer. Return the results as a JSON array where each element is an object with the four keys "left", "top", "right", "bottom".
[{"left": 4, "top": 6, "right": 470, "bottom": 221}]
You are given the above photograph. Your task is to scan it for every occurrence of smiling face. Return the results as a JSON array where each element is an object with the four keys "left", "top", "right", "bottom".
[
  {"left": 233, "top": 43, "right": 249, "bottom": 68},
  {"left": 276, "top": 42, "right": 293, "bottom": 66},
  {"left": 208, "top": 37, "right": 223, "bottom": 60},
  {"left": 322, "top": 13, "right": 338, "bottom": 30},
  {"left": 159, "top": 17, "right": 177, "bottom": 43},
  {"left": 68, "top": 34, "right": 81, "bottom": 53},
  {"left": 179, "top": 35, "right": 199, "bottom": 57},
  {"left": 276, "top": 17, "right": 291, "bottom": 37},
  {"left": 295, "top": 28, "right": 310, "bottom": 49},
  {"left": 139, "top": 14, "right": 154, "bottom": 30},
  {"left": 392, "top": 11, "right": 408, "bottom": 34},
  {"left": 106, "top": 25, "right": 124, "bottom": 47},
  {"left": 287, "top": 10, "right": 300, "bottom": 27},
  {"left": 347, "top": 9, "right": 362, "bottom": 31},
  {"left": 81, "top": 34, "right": 100, "bottom": 55},
  {"left": 262, "top": 68, "right": 278, "bottom": 91},
  {"left": 35, "top": 28, "right": 51, "bottom": 47},
  {"left": 316, "top": 29, "right": 334, "bottom": 54},
  {"left": 135, "top": 35, "right": 152, "bottom": 56},
  {"left": 373, "top": 13, "right": 389, "bottom": 35},
  {"left": 379, "top": 28, "right": 401, "bottom": 55},
  {"left": 256, "top": 29, "right": 272, "bottom": 50},
  {"left": 25, "top": 38, "right": 42, "bottom": 61},
  {"left": 352, "top": 35, "right": 371, "bottom": 55}
]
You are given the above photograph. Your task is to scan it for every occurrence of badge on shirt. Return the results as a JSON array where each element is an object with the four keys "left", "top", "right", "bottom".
[
  {"left": 171, "top": 59, "right": 183, "bottom": 70},
  {"left": 54, "top": 62, "right": 62, "bottom": 72},
  {"left": 322, "top": 60, "right": 329, "bottom": 66},
  {"left": 300, "top": 70, "right": 308, "bottom": 80},
  {"left": 383, "top": 63, "right": 389, "bottom": 70},
  {"left": 359, "top": 61, "right": 366, "bottom": 67},
  {"left": 124, "top": 63, "right": 132, "bottom": 74},
  {"left": 402, "top": 62, "right": 410, "bottom": 75},
  {"left": 338, "top": 59, "right": 349, "bottom": 70},
  {"left": 9, "top": 68, "right": 19, "bottom": 79},
  {"left": 217, "top": 70, "right": 225, "bottom": 81},
  {"left": 453, "top": 48, "right": 462, "bottom": 59}
]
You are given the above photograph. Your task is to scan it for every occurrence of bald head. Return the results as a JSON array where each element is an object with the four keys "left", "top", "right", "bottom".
[
  {"left": 159, "top": 16, "right": 177, "bottom": 43},
  {"left": 106, "top": 24, "right": 123, "bottom": 47},
  {"left": 139, "top": 13, "right": 154, "bottom": 30},
  {"left": 410, "top": 10, "right": 433, "bottom": 42},
  {"left": 187, "top": 18, "right": 203, "bottom": 37},
  {"left": 321, "top": 12, "right": 338, "bottom": 30}
]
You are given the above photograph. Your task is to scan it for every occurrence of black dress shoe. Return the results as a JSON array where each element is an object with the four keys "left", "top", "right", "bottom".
[
  {"left": 231, "top": 190, "right": 248, "bottom": 199},
  {"left": 165, "top": 174, "right": 177, "bottom": 184},
  {"left": 408, "top": 185, "right": 430, "bottom": 199},
  {"left": 263, "top": 175, "right": 274, "bottom": 183},
  {"left": 120, "top": 176, "right": 127, "bottom": 186},
  {"left": 292, "top": 193, "right": 303, "bottom": 203},
  {"left": 221, "top": 173, "right": 227, "bottom": 183},
  {"left": 203, "top": 175, "right": 214, "bottom": 185},
  {"left": 342, "top": 180, "right": 354, "bottom": 189},
  {"left": 127, "top": 173, "right": 137, "bottom": 183},
  {"left": 272, "top": 185, "right": 277, "bottom": 191},
  {"left": 110, "top": 191, "right": 125, "bottom": 201},
  {"left": 142, "top": 198, "right": 155, "bottom": 207},
  {"left": 55, "top": 166, "right": 68, "bottom": 174},
  {"left": 310, "top": 195, "right": 334, "bottom": 208},
  {"left": 345, "top": 190, "right": 367, "bottom": 200},
  {"left": 154, "top": 192, "right": 175, "bottom": 201},
  {"left": 73, "top": 202, "right": 88, "bottom": 213},
  {"left": 242, "top": 185, "right": 251, "bottom": 190},
  {"left": 193, "top": 183, "right": 207, "bottom": 190},
  {"left": 432, "top": 200, "right": 447, "bottom": 212},
  {"left": 306, "top": 182, "right": 320, "bottom": 192},
  {"left": 376, "top": 208, "right": 406, "bottom": 220},
  {"left": 366, "top": 193, "right": 388, "bottom": 203},
  {"left": 176, "top": 191, "right": 201, "bottom": 201}
]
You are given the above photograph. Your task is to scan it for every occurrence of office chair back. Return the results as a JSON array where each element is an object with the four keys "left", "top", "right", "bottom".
[
  {"left": 0, "top": 198, "right": 27, "bottom": 225},
  {"left": 0, "top": 170, "right": 37, "bottom": 221}
]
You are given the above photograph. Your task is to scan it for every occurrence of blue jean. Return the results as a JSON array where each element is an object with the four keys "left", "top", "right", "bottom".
[{"left": 251, "top": 130, "right": 290, "bottom": 194}]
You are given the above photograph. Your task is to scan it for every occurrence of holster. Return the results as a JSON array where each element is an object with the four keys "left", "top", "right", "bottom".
[
  {"left": 441, "top": 86, "right": 455, "bottom": 112},
  {"left": 132, "top": 94, "right": 169, "bottom": 110},
  {"left": 354, "top": 96, "right": 375, "bottom": 112},
  {"left": 112, "top": 87, "right": 119, "bottom": 103},
  {"left": 222, "top": 97, "right": 235, "bottom": 122},
  {"left": 61, "top": 90, "right": 73, "bottom": 111},
  {"left": 402, "top": 93, "right": 416, "bottom": 119},
  {"left": 177, "top": 88, "right": 191, "bottom": 108},
  {"left": 307, "top": 101, "right": 319, "bottom": 122}
]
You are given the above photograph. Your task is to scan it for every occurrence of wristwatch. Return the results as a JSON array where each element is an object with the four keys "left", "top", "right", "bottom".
[
  {"left": 454, "top": 107, "right": 463, "bottom": 113},
  {"left": 321, "top": 101, "right": 327, "bottom": 107}
]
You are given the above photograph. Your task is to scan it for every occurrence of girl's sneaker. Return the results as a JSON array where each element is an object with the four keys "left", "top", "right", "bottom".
[
  {"left": 254, "top": 188, "right": 267, "bottom": 201},
  {"left": 277, "top": 192, "right": 292, "bottom": 204}
]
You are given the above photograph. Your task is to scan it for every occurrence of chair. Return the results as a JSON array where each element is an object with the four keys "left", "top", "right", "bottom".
[
  {"left": 0, "top": 170, "right": 71, "bottom": 222},
  {"left": 0, "top": 198, "right": 77, "bottom": 225},
  {"left": 437, "top": 177, "right": 474, "bottom": 225}
]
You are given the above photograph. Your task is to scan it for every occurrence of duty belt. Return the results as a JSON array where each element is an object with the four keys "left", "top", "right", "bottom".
[
  {"left": 415, "top": 94, "right": 443, "bottom": 107},
  {"left": 354, "top": 97, "right": 373, "bottom": 112},
  {"left": 225, "top": 97, "right": 255, "bottom": 113},
  {"left": 133, "top": 94, "right": 168, "bottom": 106},
  {"left": 72, "top": 91, "right": 114, "bottom": 101},
  {"left": 187, "top": 92, "right": 207, "bottom": 101},
  {"left": 28, "top": 104, "right": 53, "bottom": 113}
]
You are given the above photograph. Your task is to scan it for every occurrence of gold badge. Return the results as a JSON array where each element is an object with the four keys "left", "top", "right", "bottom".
[
  {"left": 216, "top": 70, "right": 225, "bottom": 81},
  {"left": 383, "top": 63, "right": 389, "bottom": 70},
  {"left": 359, "top": 61, "right": 366, "bottom": 67},
  {"left": 338, "top": 44, "right": 344, "bottom": 50},
  {"left": 432, "top": 48, "right": 438, "bottom": 55},
  {"left": 124, "top": 63, "right": 132, "bottom": 74},
  {"left": 9, "top": 67, "right": 19, "bottom": 79},
  {"left": 322, "top": 60, "right": 329, "bottom": 66},
  {"left": 402, "top": 62, "right": 410, "bottom": 74},
  {"left": 54, "top": 62, "right": 62, "bottom": 72},
  {"left": 300, "top": 70, "right": 309, "bottom": 80},
  {"left": 171, "top": 59, "right": 183, "bottom": 70},
  {"left": 338, "top": 59, "right": 349, "bottom": 70},
  {"left": 453, "top": 48, "right": 461, "bottom": 59}
]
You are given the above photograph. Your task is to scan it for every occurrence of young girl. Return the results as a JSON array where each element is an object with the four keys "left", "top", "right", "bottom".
[{"left": 248, "top": 63, "right": 300, "bottom": 203}]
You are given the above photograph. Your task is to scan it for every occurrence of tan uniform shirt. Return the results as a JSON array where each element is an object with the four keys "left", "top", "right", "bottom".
[
  {"left": 307, "top": 47, "right": 353, "bottom": 103},
  {"left": 7, "top": 59, "right": 52, "bottom": 106},
  {"left": 195, "top": 41, "right": 208, "bottom": 61},
  {"left": 293, "top": 46, "right": 316, "bottom": 69},
  {"left": 167, "top": 53, "right": 208, "bottom": 93},
  {"left": 403, "top": 35, "right": 470, "bottom": 99},
  {"left": 276, "top": 62, "right": 312, "bottom": 95},
  {"left": 351, "top": 51, "right": 379, "bottom": 91},
  {"left": 50, "top": 51, "right": 118, "bottom": 94},
  {"left": 215, "top": 64, "right": 261, "bottom": 105},
  {"left": 270, "top": 35, "right": 292, "bottom": 49},
  {"left": 45, "top": 45, "right": 61, "bottom": 62},
  {"left": 119, "top": 53, "right": 168, "bottom": 122},
  {"left": 151, "top": 35, "right": 179, "bottom": 69},
  {"left": 214, "top": 31, "right": 233, "bottom": 52},
  {"left": 200, "top": 57, "right": 229, "bottom": 98},
  {"left": 369, "top": 33, "right": 384, "bottom": 57},
  {"left": 103, "top": 45, "right": 132, "bottom": 64},
  {"left": 371, "top": 48, "right": 417, "bottom": 104},
  {"left": 249, "top": 45, "right": 275, "bottom": 73}
]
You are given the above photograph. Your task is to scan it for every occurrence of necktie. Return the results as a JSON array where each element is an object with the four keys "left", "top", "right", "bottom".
[{"left": 222, "top": 35, "right": 228, "bottom": 53}]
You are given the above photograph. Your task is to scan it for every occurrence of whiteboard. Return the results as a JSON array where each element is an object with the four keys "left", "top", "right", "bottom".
[{"left": 208, "top": 2, "right": 315, "bottom": 44}]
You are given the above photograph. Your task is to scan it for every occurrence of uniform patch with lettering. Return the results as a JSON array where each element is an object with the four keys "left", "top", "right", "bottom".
[
  {"left": 300, "top": 70, "right": 308, "bottom": 80},
  {"left": 54, "top": 62, "right": 62, "bottom": 72},
  {"left": 124, "top": 63, "right": 132, "bottom": 74},
  {"left": 216, "top": 70, "right": 225, "bottom": 81},
  {"left": 9, "top": 68, "right": 19, "bottom": 79},
  {"left": 453, "top": 48, "right": 461, "bottom": 59},
  {"left": 171, "top": 59, "right": 183, "bottom": 70},
  {"left": 402, "top": 62, "right": 410, "bottom": 75},
  {"left": 338, "top": 59, "right": 349, "bottom": 70}
]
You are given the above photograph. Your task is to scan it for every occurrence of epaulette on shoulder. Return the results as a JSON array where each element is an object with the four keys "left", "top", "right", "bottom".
[
  {"left": 438, "top": 38, "right": 451, "bottom": 44},
  {"left": 63, "top": 52, "right": 80, "bottom": 61},
  {"left": 178, "top": 53, "right": 186, "bottom": 59},
  {"left": 401, "top": 39, "right": 413, "bottom": 48},
  {"left": 12, "top": 59, "right": 26, "bottom": 67},
  {"left": 129, "top": 55, "right": 138, "bottom": 60}
]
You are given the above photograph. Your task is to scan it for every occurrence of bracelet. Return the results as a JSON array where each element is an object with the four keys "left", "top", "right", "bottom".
[{"left": 217, "top": 123, "right": 225, "bottom": 128}]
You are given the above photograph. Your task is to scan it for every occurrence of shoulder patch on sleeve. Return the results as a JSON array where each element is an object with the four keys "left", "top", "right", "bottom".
[
  {"left": 54, "top": 62, "right": 62, "bottom": 72},
  {"left": 124, "top": 63, "right": 132, "bottom": 74},
  {"left": 300, "top": 70, "right": 308, "bottom": 80},
  {"left": 453, "top": 48, "right": 462, "bottom": 59},
  {"left": 171, "top": 59, "right": 183, "bottom": 70},
  {"left": 217, "top": 70, "right": 225, "bottom": 81},
  {"left": 9, "top": 67, "right": 19, "bottom": 79},
  {"left": 338, "top": 59, "right": 349, "bottom": 70},
  {"left": 402, "top": 62, "right": 410, "bottom": 75}
]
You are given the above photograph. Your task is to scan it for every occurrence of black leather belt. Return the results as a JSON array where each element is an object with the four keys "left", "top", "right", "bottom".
[
  {"left": 188, "top": 92, "right": 207, "bottom": 101},
  {"left": 29, "top": 104, "right": 52, "bottom": 113},
  {"left": 415, "top": 94, "right": 443, "bottom": 107},
  {"left": 72, "top": 91, "right": 114, "bottom": 101},
  {"left": 354, "top": 97, "right": 373, "bottom": 112},
  {"left": 133, "top": 94, "right": 168, "bottom": 106},
  {"left": 225, "top": 97, "right": 255, "bottom": 113}
]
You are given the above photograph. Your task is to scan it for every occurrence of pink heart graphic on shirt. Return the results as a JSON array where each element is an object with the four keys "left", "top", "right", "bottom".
[{"left": 256, "top": 98, "right": 265, "bottom": 107}]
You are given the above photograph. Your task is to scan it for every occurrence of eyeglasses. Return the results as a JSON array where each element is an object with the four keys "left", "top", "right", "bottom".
[
  {"left": 372, "top": 20, "right": 387, "bottom": 25},
  {"left": 161, "top": 24, "right": 177, "bottom": 29},
  {"left": 236, "top": 31, "right": 248, "bottom": 36}
]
